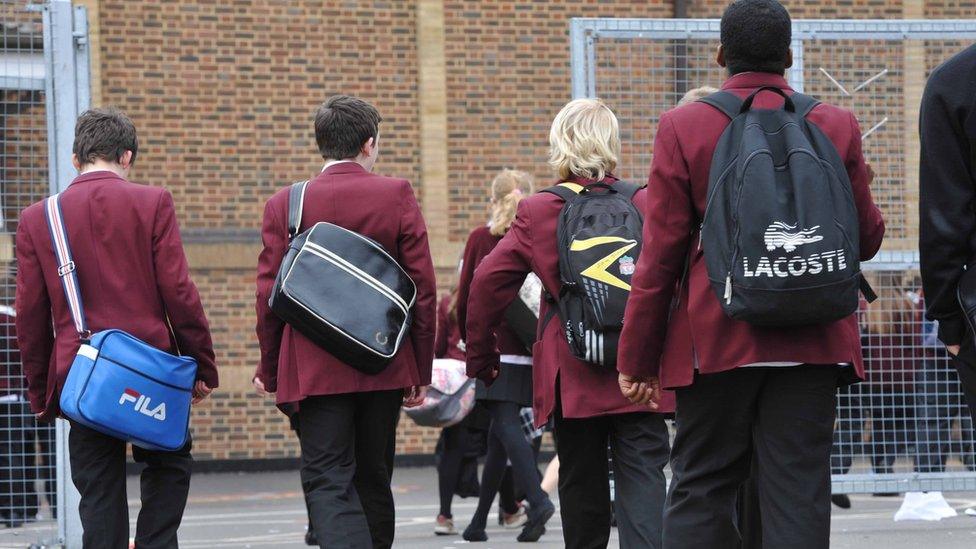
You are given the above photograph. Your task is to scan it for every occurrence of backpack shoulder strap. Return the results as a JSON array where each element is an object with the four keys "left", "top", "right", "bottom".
[
  {"left": 611, "top": 180, "right": 644, "bottom": 201},
  {"left": 541, "top": 182, "right": 584, "bottom": 203},
  {"left": 698, "top": 91, "right": 744, "bottom": 120},
  {"left": 43, "top": 195, "right": 90, "bottom": 339},
  {"left": 860, "top": 274, "right": 878, "bottom": 303},
  {"left": 790, "top": 93, "right": 821, "bottom": 118},
  {"left": 287, "top": 180, "right": 309, "bottom": 239}
]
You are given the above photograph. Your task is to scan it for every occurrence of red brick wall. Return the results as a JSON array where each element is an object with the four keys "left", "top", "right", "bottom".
[{"left": 96, "top": 0, "right": 422, "bottom": 228}]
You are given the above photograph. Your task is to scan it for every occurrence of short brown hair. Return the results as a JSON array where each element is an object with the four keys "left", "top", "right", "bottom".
[
  {"left": 72, "top": 108, "right": 138, "bottom": 166},
  {"left": 314, "top": 95, "right": 382, "bottom": 160}
]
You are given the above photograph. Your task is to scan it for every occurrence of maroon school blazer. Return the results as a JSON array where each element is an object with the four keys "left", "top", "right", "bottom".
[
  {"left": 466, "top": 175, "right": 676, "bottom": 427},
  {"left": 435, "top": 294, "right": 465, "bottom": 361},
  {"left": 617, "top": 72, "right": 886, "bottom": 389},
  {"left": 15, "top": 171, "right": 218, "bottom": 420},
  {"left": 254, "top": 162, "right": 437, "bottom": 404},
  {"left": 457, "top": 225, "right": 528, "bottom": 356}
]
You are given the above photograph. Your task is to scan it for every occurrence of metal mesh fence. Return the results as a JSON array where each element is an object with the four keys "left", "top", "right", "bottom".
[
  {"left": 572, "top": 18, "right": 976, "bottom": 493},
  {"left": 1, "top": 0, "right": 59, "bottom": 541}
]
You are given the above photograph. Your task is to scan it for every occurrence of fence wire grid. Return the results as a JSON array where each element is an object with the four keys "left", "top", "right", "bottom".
[
  {"left": 571, "top": 18, "right": 976, "bottom": 494},
  {"left": 0, "top": 0, "right": 60, "bottom": 543}
]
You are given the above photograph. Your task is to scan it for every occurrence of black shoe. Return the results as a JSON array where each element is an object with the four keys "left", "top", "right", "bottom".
[
  {"left": 462, "top": 524, "right": 488, "bottom": 542},
  {"left": 517, "top": 500, "right": 555, "bottom": 543},
  {"left": 831, "top": 494, "right": 852, "bottom": 509},
  {"left": 5, "top": 511, "right": 25, "bottom": 528},
  {"left": 305, "top": 524, "right": 317, "bottom": 546}
]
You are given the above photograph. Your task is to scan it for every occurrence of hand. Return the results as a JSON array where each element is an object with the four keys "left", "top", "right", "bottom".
[
  {"left": 618, "top": 373, "right": 661, "bottom": 410},
  {"left": 191, "top": 380, "right": 213, "bottom": 405},
  {"left": 477, "top": 366, "right": 500, "bottom": 386},
  {"left": 866, "top": 162, "right": 875, "bottom": 183},
  {"left": 252, "top": 376, "right": 273, "bottom": 395},
  {"left": 947, "top": 345, "right": 961, "bottom": 357},
  {"left": 402, "top": 385, "right": 428, "bottom": 408}
]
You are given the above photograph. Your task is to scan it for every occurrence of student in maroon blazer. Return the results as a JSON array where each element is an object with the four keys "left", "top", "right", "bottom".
[
  {"left": 616, "top": 2, "right": 885, "bottom": 548},
  {"left": 253, "top": 95, "right": 436, "bottom": 549},
  {"left": 466, "top": 99, "right": 673, "bottom": 549},
  {"left": 456, "top": 169, "right": 554, "bottom": 543},
  {"left": 15, "top": 108, "right": 217, "bottom": 549}
]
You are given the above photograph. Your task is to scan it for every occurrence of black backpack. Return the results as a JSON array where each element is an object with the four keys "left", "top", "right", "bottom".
[
  {"left": 542, "top": 181, "right": 644, "bottom": 368},
  {"left": 698, "top": 87, "right": 874, "bottom": 326}
]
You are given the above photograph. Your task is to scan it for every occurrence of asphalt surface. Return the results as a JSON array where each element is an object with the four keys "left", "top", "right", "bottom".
[{"left": 2, "top": 467, "right": 976, "bottom": 548}]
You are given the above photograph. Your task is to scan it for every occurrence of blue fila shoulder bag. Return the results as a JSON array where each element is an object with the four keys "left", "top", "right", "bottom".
[{"left": 45, "top": 195, "right": 197, "bottom": 451}]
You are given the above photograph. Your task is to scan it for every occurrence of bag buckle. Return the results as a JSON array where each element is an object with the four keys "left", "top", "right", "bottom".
[{"left": 57, "top": 261, "right": 76, "bottom": 277}]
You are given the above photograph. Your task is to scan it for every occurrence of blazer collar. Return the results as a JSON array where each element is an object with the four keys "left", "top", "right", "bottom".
[
  {"left": 69, "top": 170, "right": 127, "bottom": 187},
  {"left": 321, "top": 161, "right": 368, "bottom": 176},
  {"left": 721, "top": 72, "right": 792, "bottom": 93},
  {"left": 561, "top": 173, "right": 620, "bottom": 187}
]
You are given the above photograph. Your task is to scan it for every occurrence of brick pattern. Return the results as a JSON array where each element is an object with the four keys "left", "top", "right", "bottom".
[
  {"left": 189, "top": 394, "right": 443, "bottom": 460},
  {"left": 688, "top": 0, "right": 904, "bottom": 17},
  {"left": 95, "top": 0, "right": 422, "bottom": 230},
  {"left": 442, "top": 0, "right": 672, "bottom": 241}
]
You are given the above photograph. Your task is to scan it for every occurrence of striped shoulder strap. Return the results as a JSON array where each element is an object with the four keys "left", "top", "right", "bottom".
[{"left": 43, "top": 195, "right": 89, "bottom": 339}]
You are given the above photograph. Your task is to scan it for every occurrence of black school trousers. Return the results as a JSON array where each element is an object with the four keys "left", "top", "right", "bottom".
[
  {"left": 949, "top": 342, "right": 976, "bottom": 430},
  {"left": 554, "top": 406, "right": 670, "bottom": 549},
  {"left": 69, "top": 421, "right": 193, "bottom": 549},
  {"left": 298, "top": 389, "right": 402, "bottom": 549},
  {"left": 664, "top": 365, "right": 839, "bottom": 549}
]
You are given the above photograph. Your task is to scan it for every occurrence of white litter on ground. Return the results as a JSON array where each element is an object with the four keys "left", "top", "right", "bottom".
[{"left": 894, "top": 492, "right": 958, "bottom": 521}]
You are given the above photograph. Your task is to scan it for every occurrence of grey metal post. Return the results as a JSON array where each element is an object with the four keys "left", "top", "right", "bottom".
[
  {"left": 43, "top": 1, "right": 91, "bottom": 546},
  {"left": 570, "top": 19, "right": 588, "bottom": 99},
  {"left": 788, "top": 38, "right": 805, "bottom": 93}
]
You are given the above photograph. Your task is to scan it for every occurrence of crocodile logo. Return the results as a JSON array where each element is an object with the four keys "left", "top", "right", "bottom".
[{"left": 764, "top": 222, "right": 823, "bottom": 253}]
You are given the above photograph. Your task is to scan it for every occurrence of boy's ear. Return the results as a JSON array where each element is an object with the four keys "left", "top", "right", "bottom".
[
  {"left": 716, "top": 44, "right": 727, "bottom": 69},
  {"left": 785, "top": 48, "right": 794, "bottom": 70},
  {"left": 71, "top": 153, "right": 81, "bottom": 172}
]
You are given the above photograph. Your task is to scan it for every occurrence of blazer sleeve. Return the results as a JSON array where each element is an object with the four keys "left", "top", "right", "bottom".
[
  {"left": 152, "top": 190, "right": 218, "bottom": 388},
  {"left": 14, "top": 221, "right": 54, "bottom": 415},
  {"left": 455, "top": 229, "right": 481, "bottom": 340},
  {"left": 254, "top": 197, "right": 287, "bottom": 392},
  {"left": 617, "top": 112, "right": 696, "bottom": 379},
  {"left": 920, "top": 73, "right": 975, "bottom": 346},
  {"left": 465, "top": 202, "right": 532, "bottom": 382},
  {"left": 435, "top": 296, "right": 449, "bottom": 359},
  {"left": 398, "top": 181, "right": 437, "bottom": 385},
  {"left": 845, "top": 112, "right": 885, "bottom": 262}
]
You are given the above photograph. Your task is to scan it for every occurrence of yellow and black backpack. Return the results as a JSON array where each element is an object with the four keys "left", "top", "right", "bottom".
[{"left": 541, "top": 181, "right": 644, "bottom": 368}]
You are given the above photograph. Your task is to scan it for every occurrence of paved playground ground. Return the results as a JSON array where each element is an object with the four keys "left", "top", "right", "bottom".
[{"left": 2, "top": 466, "right": 976, "bottom": 548}]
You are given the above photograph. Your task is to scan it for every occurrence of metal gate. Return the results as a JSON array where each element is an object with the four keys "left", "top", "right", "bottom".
[
  {"left": 570, "top": 18, "right": 976, "bottom": 494},
  {"left": 2, "top": 0, "right": 89, "bottom": 546}
]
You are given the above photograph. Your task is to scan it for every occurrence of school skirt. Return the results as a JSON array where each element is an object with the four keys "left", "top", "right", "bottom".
[{"left": 476, "top": 360, "right": 533, "bottom": 408}]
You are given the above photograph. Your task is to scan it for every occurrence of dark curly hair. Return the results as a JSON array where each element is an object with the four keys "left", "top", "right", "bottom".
[{"left": 720, "top": 0, "right": 792, "bottom": 75}]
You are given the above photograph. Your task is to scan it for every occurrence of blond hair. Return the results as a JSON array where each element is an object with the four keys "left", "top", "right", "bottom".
[
  {"left": 489, "top": 169, "right": 534, "bottom": 236},
  {"left": 548, "top": 98, "right": 620, "bottom": 182},
  {"left": 678, "top": 86, "right": 720, "bottom": 106},
  {"left": 863, "top": 270, "right": 915, "bottom": 336}
]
